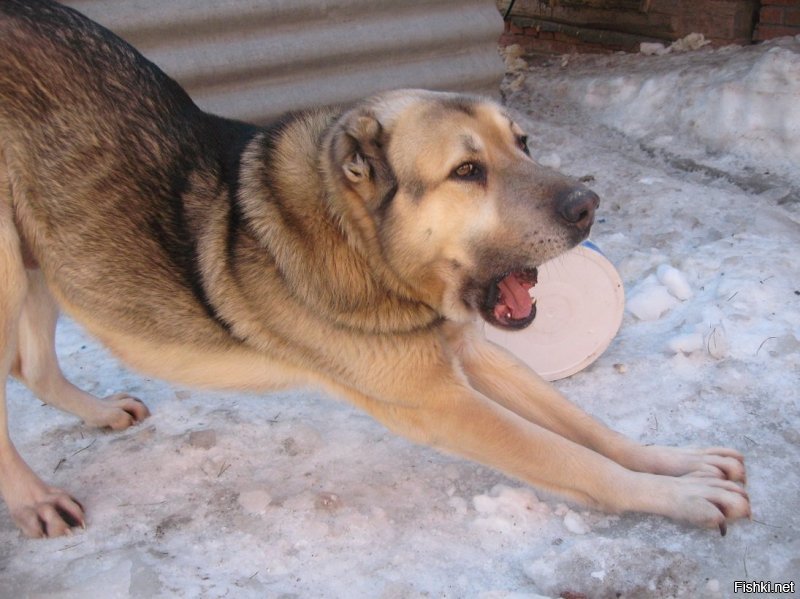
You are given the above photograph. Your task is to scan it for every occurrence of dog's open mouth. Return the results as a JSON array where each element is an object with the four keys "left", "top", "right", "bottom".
[{"left": 481, "top": 268, "right": 538, "bottom": 330}]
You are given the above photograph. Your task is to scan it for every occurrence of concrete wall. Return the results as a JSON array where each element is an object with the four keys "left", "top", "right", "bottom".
[{"left": 64, "top": 0, "right": 505, "bottom": 124}]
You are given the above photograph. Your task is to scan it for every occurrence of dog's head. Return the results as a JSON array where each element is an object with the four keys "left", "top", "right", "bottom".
[{"left": 326, "top": 90, "right": 599, "bottom": 330}]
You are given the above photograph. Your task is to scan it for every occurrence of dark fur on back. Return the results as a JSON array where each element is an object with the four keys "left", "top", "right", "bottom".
[{"left": 2, "top": 2, "right": 278, "bottom": 341}]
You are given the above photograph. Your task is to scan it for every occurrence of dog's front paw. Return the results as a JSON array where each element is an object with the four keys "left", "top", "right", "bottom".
[
  {"left": 632, "top": 445, "right": 746, "bottom": 482},
  {"left": 84, "top": 393, "right": 150, "bottom": 430},
  {"left": 654, "top": 475, "right": 750, "bottom": 535},
  {"left": 10, "top": 485, "right": 85, "bottom": 538}
]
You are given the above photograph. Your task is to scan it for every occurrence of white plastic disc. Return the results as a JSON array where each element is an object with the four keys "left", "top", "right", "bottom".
[{"left": 484, "top": 241, "right": 625, "bottom": 381}]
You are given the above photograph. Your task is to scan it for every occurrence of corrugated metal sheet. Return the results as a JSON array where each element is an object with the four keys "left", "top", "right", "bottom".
[{"left": 64, "top": 0, "right": 505, "bottom": 124}]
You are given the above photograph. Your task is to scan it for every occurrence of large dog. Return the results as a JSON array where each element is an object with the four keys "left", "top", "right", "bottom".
[{"left": 0, "top": 0, "right": 748, "bottom": 539}]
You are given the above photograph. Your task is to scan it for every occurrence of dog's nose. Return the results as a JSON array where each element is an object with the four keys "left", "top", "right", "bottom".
[{"left": 558, "top": 188, "right": 599, "bottom": 230}]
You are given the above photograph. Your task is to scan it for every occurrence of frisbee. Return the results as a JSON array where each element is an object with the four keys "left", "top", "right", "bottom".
[{"left": 484, "top": 241, "right": 625, "bottom": 381}]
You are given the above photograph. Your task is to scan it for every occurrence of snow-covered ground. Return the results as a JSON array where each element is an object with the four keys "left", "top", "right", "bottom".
[{"left": 2, "top": 37, "right": 799, "bottom": 598}]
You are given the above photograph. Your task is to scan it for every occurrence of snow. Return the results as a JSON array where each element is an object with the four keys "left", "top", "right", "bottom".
[
  {"left": 626, "top": 277, "right": 681, "bottom": 321},
  {"left": 627, "top": 265, "right": 693, "bottom": 321},
  {"left": 3, "top": 36, "right": 800, "bottom": 597},
  {"left": 545, "top": 36, "right": 800, "bottom": 182},
  {"left": 657, "top": 264, "right": 693, "bottom": 301}
]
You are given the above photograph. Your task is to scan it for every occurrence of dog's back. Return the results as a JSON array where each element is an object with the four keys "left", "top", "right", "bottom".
[
  {"left": 0, "top": 0, "right": 258, "bottom": 345},
  {"left": 0, "top": 0, "right": 197, "bottom": 127}
]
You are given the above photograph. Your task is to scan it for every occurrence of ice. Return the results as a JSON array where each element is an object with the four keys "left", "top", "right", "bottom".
[
  {"left": 562, "top": 510, "right": 590, "bottom": 535},
  {"left": 626, "top": 265, "right": 693, "bottom": 321},
  {"left": 238, "top": 489, "right": 273, "bottom": 515},
  {"left": 3, "top": 36, "right": 800, "bottom": 599},
  {"left": 667, "top": 332, "right": 705, "bottom": 354},
  {"left": 703, "top": 322, "right": 729, "bottom": 359},
  {"left": 187, "top": 428, "right": 217, "bottom": 449},
  {"left": 479, "top": 592, "right": 552, "bottom": 599},
  {"left": 626, "top": 278, "right": 680, "bottom": 320},
  {"left": 524, "top": 538, "right": 703, "bottom": 598},
  {"left": 640, "top": 42, "right": 667, "bottom": 56},
  {"left": 668, "top": 320, "right": 729, "bottom": 358},
  {"left": 472, "top": 484, "right": 551, "bottom": 541},
  {"left": 657, "top": 264, "right": 693, "bottom": 300},
  {"left": 668, "top": 33, "right": 711, "bottom": 53},
  {"left": 34, "top": 554, "right": 135, "bottom": 599},
  {"left": 640, "top": 33, "right": 711, "bottom": 56},
  {"left": 537, "top": 152, "right": 562, "bottom": 170}
]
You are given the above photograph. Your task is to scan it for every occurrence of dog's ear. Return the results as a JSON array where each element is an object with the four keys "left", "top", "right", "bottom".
[
  {"left": 343, "top": 150, "right": 370, "bottom": 184},
  {"left": 331, "top": 111, "right": 397, "bottom": 210}
]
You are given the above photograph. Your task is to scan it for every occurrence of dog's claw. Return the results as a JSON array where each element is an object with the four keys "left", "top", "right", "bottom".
[
  {"left": 87, "top": 393, "right": 150, "bottom": 430},
  {"left": 36, "top": 515, "right": 47, "bottom": 538},
  {"left": 719, "top": 521, "right": 727, "bottom": 536},
  {"left": 56, "top": 505, "right": 84, "bottom": 528},
  {"left": 11, "top": 485, "right": 87, "bottom": 538}
]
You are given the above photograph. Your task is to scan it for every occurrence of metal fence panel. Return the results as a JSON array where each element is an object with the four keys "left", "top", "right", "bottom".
[{"left": 65, "top": 0, "right": 505, "bottom": 123}]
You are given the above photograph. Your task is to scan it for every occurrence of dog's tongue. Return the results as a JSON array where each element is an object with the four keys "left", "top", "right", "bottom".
[{"left": 494, "top": 273, "right": 534, "bottom": 321}]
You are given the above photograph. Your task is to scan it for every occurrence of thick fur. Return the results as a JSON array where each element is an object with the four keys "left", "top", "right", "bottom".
[{"left": 0, "top": 0, "right": 749, "bottom": 538}]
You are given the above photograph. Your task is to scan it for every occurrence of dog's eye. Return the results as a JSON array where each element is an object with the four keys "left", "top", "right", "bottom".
[
  {"left": 455, "top": 163, "right": 475, "bottom": 177},
  {"left": 452, "top": 162, "right": 485, "bottom": 182},
  {"left": 517, "top": 135, "right": 530, "bottom": 156}
]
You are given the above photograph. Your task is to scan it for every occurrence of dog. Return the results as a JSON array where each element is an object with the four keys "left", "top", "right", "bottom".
[{"left": 0, "top": 0, "right": 749, "bottom": 539}]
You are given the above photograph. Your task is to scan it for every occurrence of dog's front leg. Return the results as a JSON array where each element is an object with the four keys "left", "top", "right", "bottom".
[
  {"left": 447, "top": 323, "right": 747, "bottom": 482},
  {"left": 328, "top": 370, "right": 749, "bottom": 531}
]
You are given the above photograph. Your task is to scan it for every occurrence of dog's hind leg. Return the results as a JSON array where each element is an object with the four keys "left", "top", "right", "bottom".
[
  {"left": 0, "top": 184, "right": 85, "bottom": 537},
  {"left": 14, "top": 270, "right": 150, "bottom": 430}
]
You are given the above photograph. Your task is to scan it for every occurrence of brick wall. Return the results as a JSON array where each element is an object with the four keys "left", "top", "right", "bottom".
[
  {"left": 756, "top": 0, "right": 800, "bottom": 41},
  {"left": 501, "top": 20, "right": 633, "bottom": 54},
  {"left": 498, "top": 0, "right": 764, "bottom": 55}
]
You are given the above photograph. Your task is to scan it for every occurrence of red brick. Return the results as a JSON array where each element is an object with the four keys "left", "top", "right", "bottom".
[
  {"left": 500, "top": 33, "right": 538, "bottom": 50},
  {"left": 498, "top": 32, "right": 514, "bottom": 46},
  {"left": 550, "top": 41, "right": 580, "bottom": 54},
  {"left": 760, "top": 6, "right": 785, "bottom": 24},
  {"left": 554, "top": 31, "right": 579, "bottom": 42},
  {"left": 785, "top": 8, "right": 800, "bottom": 26},
  {"left": 528, "top": 39, "right": 569, "bottom": 54},
  {"left": 756, "top": 23, "right": 800, "bottom": 39},
  {"left": 648, "top": 0, "right": 682, "bottom": 15}
]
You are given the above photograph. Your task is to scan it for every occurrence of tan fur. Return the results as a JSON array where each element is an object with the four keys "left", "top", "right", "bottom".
[{"left": 0, "top": 0, "right": 749, "bottom": 538}]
